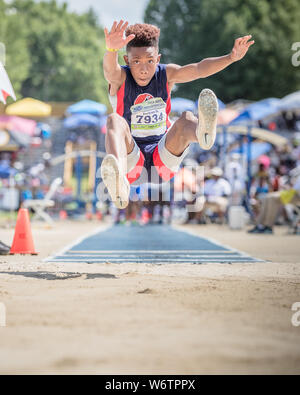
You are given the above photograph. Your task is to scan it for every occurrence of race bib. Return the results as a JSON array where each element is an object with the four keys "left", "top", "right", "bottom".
[{"left": 130, "top": 97, "right": 167, "bottom": 137}]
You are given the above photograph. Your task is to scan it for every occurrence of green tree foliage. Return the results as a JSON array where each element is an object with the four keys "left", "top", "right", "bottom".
[
  {"left": 144, "top": 0, "right": 300, "bottom": 102},
  {"left": 1, "top": 0, "right": 109, "bottom": 104},
  {"left": 0, "top": 0, "right": 31, "bottom": 100}
]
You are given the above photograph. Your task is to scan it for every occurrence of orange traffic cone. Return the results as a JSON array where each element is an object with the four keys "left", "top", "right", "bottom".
[
  {"left": 9, "top": 209, "right": 38, "bottom": 255},
  {"left": 85, "top": 212, "right": 93, "bottom": 221},
  {"left": 59, "top": 210, "right": 68, "bottom": 220},
  {"left": 96, "top": 211, "right": 102, "bottom": 221}
]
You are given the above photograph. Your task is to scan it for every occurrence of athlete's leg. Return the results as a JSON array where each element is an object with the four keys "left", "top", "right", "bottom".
[
  {"left": 101, "top": 113, "right": 135, "bottom": 209},
  {"left": 152, "top": 110, "right": 198, "bottom": 183},
  {"left": 153, "top": 89, "right": 217, "bottom": 184},
  {"left": 165, "top": 89, "right": 218, "bottom": 156},
  {"left": 105, "top": 113, "right": 135, "bottom": 175},
  {"left": 165, "top": 110, "right": 198, "bottom": 156}
]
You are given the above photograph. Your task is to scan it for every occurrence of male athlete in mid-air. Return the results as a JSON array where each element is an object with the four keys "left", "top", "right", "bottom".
[{"left": 101, "top": 20, "right": 254, "bottom": 208}]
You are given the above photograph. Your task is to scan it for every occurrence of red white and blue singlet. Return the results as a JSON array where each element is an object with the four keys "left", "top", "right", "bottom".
[
  {"left": 109, "top": 64, "right": 181, "bottom": 184},
  {"left": 113, "top": 64, "right": 171, "bottom": 142}
]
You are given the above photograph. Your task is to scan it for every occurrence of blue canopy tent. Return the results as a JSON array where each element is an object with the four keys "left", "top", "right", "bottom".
[
  {"left": 230, "top": 98, "right": 281, "bottom": 125},
  {"left": 230, "top": 141, "right": 272, "bottom": 160},
  {"left": 63, "top": 113, "right": 101, "bottom": 129},
  {"left": 99, "top": 115, "right": 107, "bottom": 129},
  {"left": 171, "top": 96, "right": 225, "bottom": 115},
  {"left": 171, "top": 98, "right": 196, "bottom": 113},
  {"left": 278, "top": 90, "right": 300, "bottom": 111},
  {"left": 67, "top": 100, "right": 107, "bottom": 116}
]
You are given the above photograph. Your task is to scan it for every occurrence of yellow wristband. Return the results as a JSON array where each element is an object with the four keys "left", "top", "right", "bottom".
[{"left": 106, "top": 47, "right": 118, "bottom": 52}]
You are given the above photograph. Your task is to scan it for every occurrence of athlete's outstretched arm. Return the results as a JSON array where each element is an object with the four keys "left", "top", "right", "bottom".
[
  {"left": 103, "top": 20, "right": 135, "bottom": 91},
  {"left": 167, "top": 35, "right": 255, "bottom": 84}
]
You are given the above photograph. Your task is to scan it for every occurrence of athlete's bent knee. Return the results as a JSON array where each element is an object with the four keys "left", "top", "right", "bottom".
[
  {"left": 180, "top": 111, "right": 195, "bottom": 123},
  {"left": 106, "top": 113, "right": 129, "bottom": 135},
  {"left": 172, "top": 111, "right": 196, "bottom": 138},
  {"left": 107, "top": 113, "right": 125, "bottom": 127}
]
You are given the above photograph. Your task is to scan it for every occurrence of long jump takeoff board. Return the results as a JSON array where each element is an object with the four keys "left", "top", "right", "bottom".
[{"left": 45, "top": 225, "right": 263, "bottom": 264}]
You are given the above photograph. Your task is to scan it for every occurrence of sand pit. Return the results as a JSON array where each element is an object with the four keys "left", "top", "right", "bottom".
[{"left": 0, "top": 220, "right": 299, "bottom": 374}]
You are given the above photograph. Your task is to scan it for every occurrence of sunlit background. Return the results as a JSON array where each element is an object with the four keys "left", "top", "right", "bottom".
[
  {"left": 0, "top": 0, "right": 299, "bottom": 232},
  {"left": 53, "top": 0, "right": 149, "bottom": 27}
]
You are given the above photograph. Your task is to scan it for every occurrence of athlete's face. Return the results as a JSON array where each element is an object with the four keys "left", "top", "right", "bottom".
[{"left": 124, "top": 47, "right": 161, "bottom": 87}]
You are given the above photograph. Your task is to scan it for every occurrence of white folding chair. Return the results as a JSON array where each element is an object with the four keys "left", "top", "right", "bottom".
[{"left": 23, "top": 178, "right": 62, "bottom": 225}]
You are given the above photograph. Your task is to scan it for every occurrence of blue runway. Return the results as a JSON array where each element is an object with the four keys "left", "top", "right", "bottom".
[{"left": 45, "top": 224, "right": 262, "bottom": 264}]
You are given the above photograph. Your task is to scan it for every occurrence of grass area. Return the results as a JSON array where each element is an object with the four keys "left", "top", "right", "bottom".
[
  {"left": 0, "top": 210, "right": 18, "bottom": 221},
  {"left": 0, "top": 210, "right": 19, "bottom": 227}
]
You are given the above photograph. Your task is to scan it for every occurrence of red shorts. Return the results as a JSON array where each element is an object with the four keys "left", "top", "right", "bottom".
[{"left": 126, "top": 132, "right": 189, "bottom": 185}]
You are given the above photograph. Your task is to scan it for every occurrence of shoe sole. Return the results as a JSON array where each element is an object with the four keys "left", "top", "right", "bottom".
[
  {"left": 196, "top": 89, "right": 218, "bottom": 150},
  {"left": 101, "top": 155, "right": 129, "bottom": 209}
]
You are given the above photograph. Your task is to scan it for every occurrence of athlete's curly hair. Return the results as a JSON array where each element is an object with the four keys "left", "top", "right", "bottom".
[{"left": 125, "top": 23, "right": 160, "bottom": 50}]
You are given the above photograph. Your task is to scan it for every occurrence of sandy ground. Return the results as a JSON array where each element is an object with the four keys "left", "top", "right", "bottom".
[{"left": 0, "top": 219, "right": 300, "bottom": 375}]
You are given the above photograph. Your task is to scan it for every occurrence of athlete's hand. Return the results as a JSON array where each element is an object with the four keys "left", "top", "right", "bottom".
[
  {"left": 104, "top": 20, "right": 135, "bottom": 51},
  {"left": 230, "top": 35, "right": 255, "bottom": 62}
]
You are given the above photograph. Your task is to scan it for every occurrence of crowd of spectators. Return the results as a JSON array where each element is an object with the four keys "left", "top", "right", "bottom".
[{"left": 112, "top": 130, "right": 300, "bottom": 234}]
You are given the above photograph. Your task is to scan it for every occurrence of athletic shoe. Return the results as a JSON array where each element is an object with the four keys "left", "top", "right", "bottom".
[
  {"left": 0, "top": 240, "right": 10, "bottom": 255},
  {"left": 261, "top": 226, "right": 273, "bottom": 234},
  {"left": 101, "top": 154, "right": 130, "bottom": 209},
  {"left": 196, "top": 88, "right": 218, "bottom": 150},
  {"left": 248, "top": 225, "right": 273, "bottom": 234},
  {"left": 248, "top": 225, "right": 262, "bottom": 233}
]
